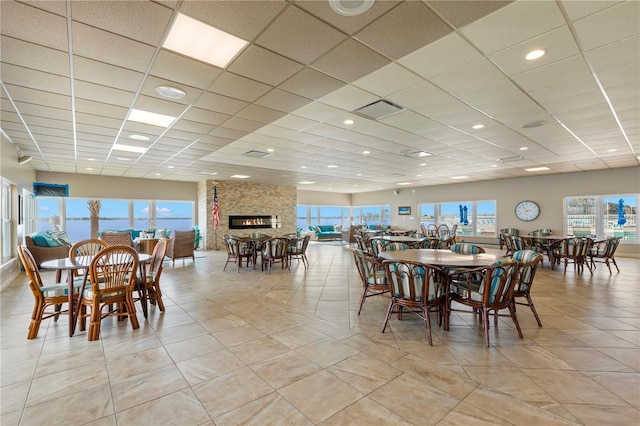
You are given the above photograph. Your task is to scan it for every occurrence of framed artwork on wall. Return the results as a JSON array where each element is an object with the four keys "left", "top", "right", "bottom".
[{"left": 398, "top": 206, "right": 411, "bottom": 215}]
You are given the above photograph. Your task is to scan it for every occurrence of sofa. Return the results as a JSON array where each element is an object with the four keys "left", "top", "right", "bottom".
[
  {"left": 97, "top": 228, "right": 172, "bottom": 240},
  {"left": 309, "top": 225, "right": 342, "bottom": 241},
  {"left": 25, "top": 230, "right": 73, "bottom": 267}
]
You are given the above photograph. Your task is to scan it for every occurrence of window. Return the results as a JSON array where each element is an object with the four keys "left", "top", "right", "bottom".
[
  {"left": 296, "top": 205, "right": 307, "bottom": 230},
  {"left": 1, "top": 179, "right": 11, "bottom": 263},
  {"left": 418, "top": 200, "right": 496, "bottom": 237},
  {"left": 65, "top": 199, "right": 91, "bottom": 242},
  {"left": 297, "top": 205, "right": 354, "bottom": 230},
  {"left": 100, "top": 200, "right": 129, "bottom": 231},
  {"left": 134, "top": 201, "right": 151, "bottom": 230},
  {"left": 319, "top": 206, "right": 341, "bottom": 226},
  {"left": 37, "top": 197, "right": 60, "bottom": 232},
  {"left": 565, "top": 194, "right": 637, "bottom": 241},
  {"left": 155, "top": 201, "right": 194, "bottom": 231}
]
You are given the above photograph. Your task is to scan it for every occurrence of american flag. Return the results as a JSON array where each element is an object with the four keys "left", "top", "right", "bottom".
[{"left": 212, "top": 186, "right": 220, "bottom": 229}]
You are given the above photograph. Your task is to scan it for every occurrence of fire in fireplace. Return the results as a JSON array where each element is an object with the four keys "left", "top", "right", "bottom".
[{"left": 229, "top": 215, "right": 278, "bottom": 229}]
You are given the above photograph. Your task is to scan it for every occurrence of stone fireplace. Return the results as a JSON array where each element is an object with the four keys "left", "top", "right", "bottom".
[{"left": 228, "top": 215, "right": 279, "bottom": 230}]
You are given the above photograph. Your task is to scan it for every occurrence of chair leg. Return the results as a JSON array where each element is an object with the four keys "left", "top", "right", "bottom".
[
  {"left": 508, "top": 303, "right": 524, "bottom": 339},
  {"left": 481, "top": 308, "right": 491, "bottom": 347},
  {"left": 422, "top": 307, "right": 433, "bottom": 346},
  {"left": 611, "top": 258, "right": 619, "bottom": 273},
  {"left": 28, "top": 303, "right": 44, "bottom": 339},
  {"left": 381, "top": 300, "right": 395, "bottom": 333},
  {"left": 153, "top": 283, "right": 165, "bottom": 311},
  {"left": 524, "top": 293, "right": 542, "bottom": 327}
]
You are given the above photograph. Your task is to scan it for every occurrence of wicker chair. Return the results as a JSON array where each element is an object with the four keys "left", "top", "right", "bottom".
[
  {"left": 499, "top": 228, "right": 519, "bottom": 251},
  {"left": 511, "top": 250, "right": 544, "bottom": 327},
  {"left": 17, "top": 245, "right": 83, "bottom": 339},
  {"left": 351, "top": 249, "right": 389, "bottom": 315},
  {"left": 288, "top": 234, "right": 310, "bottom": 268},
  {"left": 260, "top": 238, "right": 290, "bottom": 273},
  {"left": 79, "top": 245, "right": 140, "bottom": 341},
  {"left": 589, "top": 237, "right": 622, "bottom": 273},
  {"left": 549, "top": 237, "right": 593, "bottom": 274},
  {"left": 137, "top": 238, "right": 168, "bottom": 312},
  {"left": 223, "top": 236, "right": 255, "bottom": 272},
  {"left": 100, "top": 231, "right": 133, "bottom": 247},
  {"left": 450, "top": 243, "right": 485, "bottom": 254},
  {"left": 166, "top": 230, "right": 195, "bottom": 266},
  {"left": 381, "top": 259, "right": 446, "bottom": 346},
  {"left": 447, "top": 259, "right": 521, "bottom": 347}
]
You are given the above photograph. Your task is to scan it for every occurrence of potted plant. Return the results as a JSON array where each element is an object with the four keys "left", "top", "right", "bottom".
[{"left": 193, "top": 225, "right": 202, "bottom": 249}]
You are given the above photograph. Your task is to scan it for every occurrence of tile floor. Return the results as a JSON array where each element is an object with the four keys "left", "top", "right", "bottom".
[{"left": 1, "top": 242, "right": 638, "bottom": 425}]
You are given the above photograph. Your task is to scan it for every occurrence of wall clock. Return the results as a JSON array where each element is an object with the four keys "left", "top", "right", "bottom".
[{"left": 515, "top": 200, "right": 540, "bottom": 222}]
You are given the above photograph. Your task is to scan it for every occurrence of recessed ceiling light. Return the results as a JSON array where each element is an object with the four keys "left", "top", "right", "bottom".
[
  {"left": 198, "top": 171, "right": 217, "bottom": 175},
  {"left": 520, "top": 147, "right": 528, "bottom": 151},
  {"left": 167, "top": 165, "right": 175, "bottom": 169},
  {"left": 327, "top": 165, "right": 338, "bottom": 168},
  {"left": 113, "top": 144, "right": 148, "bottom": 154},
  {"left": 155, "top": 86, "right": 186, "bottom": 99},
  {"left": 231, "top": 175, "right": 250, "bottom": 179},
  {"left": 330, "top": 0, "right": 374, "bottom": 16},
  {"left": 525, "top": 167, "right": 550, "bottom": 172},
  {"left": 416, "top": 151, "right": 431, "bottom": 157},
  {"left": 491, "top": 164, "right": 498, "bottom": 168},
  {"left": 300, "top": 166, "right": 307, "bottom": 169},
  {"left": 606, "top": 149, "right": 617, "bottom": 152},
  {"left": 116, "top": 157, "right": 130, "bottom": 161},
  {"left": 163, "top": 12, "right": 248, "bottom": 68},
  {"left": 356, "top": 173, "right": 363, "bottom": 176},
  {"left": 416, "top": 174, "right": 422, "bottom": 177},
  {"left": 420, "top": 163, "right": 426, "bottom": 166},
  {"left": 267, "top": 148, "right": 274, "bottom": 152},
  {"left": 128, "top": 109, "right": 176, "bottom": 127},
  {"left": 344, "top": 119, "right": 354, "bottom": 125},
  {"left": 88, "top": 158, "right": 95, "bottom": 161},
  {"left": 362, "top": 151, "right": 370, "bottom": 155},
  {"left": 472, "top": 124, "right": 484, "bottom": 129},
  {"left": 86, "top": 167, "right": 93, "bottom": 171},
  {"left": 299, "top": 181, "right": 314, "bottom": 185},
  {"left": 354, "top": 184, "right": 359, "bottom": 187},
  {"left": 525, "top": 49, "right": 545, "bottom": 60},
  {"left": 154, "top": 173, "right": 162, "bottom": 176},
  {"left": 451, "top": 176, "right": 470, "bottom": 179},
  {"left": 397, "top": 182, "right": 412, "bottom": 185},
  {"left": 129, "top": 134, "right": 150, "bottom": 141},
  {"left": 521, "top": 120, "right": 545, "bottom": 128}
]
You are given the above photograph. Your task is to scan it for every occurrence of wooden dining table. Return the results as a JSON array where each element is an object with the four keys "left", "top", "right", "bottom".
[
  {"left": 40, "top": 252, "right": 151, "bottom": 337},
  {"left": 378, "top": 248, "right": 501, "bottom": 267},
  {"left": 371, "top": 235, "right": 425, "bottom": 243}
]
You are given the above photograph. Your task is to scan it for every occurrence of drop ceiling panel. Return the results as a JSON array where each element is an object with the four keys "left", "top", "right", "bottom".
[
  {"left": 208, "top": 72, "right": 272, "bottom": 103},
  {"left": 1, "top": 1, "right": 69, "bottom": 50},
  {"left": 512, "top": 55, "right": 592, "bottom": 92},
  {"left": 312, "top": 38, "right": 391, "bottom": 83},
  {"left": 229, "top": 45, "right": 304, "bottom": 86},
  {"left": 572, "top": 1, "right": 640, "bottom": 50}
]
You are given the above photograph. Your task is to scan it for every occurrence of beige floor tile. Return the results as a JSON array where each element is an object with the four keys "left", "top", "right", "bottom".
[
  {"left": 270, "top": 324, "right": 330, "bottom": 348},
  {"left": 163, "top": 334, "right": 224, "bottom": 363},
  {"left": 544, "top": 346, "right": 635, "bottom": 372},
  {"left": 295, "top": 337, "right": 360, "bottom": 368},
  {"left": 214, "top": 392, "right": 312, "bottom": 426},
  {"left": 212, "top": 323, "right": 266, "bottom": 347},
  {"left": 437, "top": 400, "right": 513, "bottom": 426},
  {"left": 320, "top": 396, "right": 411, "bottom": 425},
  {"left": 563, "top": 403, "right": 640, "bottom": 425},
  {"left": 251, "top": 350, "right": 322, "bottom": 389},
  {"left": 116, "top": 388, "right": 211, "bottom": 425},
  {"left": 228, "top": 335, "right": 291, "bottom": 364},
  {"left": 176, "top": 348, "right": 246, "bottom": 386},
  {"left": 584, "top": 371, "right": 640, "bottom": 408},
  {"left": 328, "top": 352, "right": 402, "bottom": 393},
  {"left": 278, "top": 370, "right": 364, "bottom": 424},
  {"left": 463, "top": 365, "right": 554, "bottom": 402},
  {"left": 368, "top": 373, "right": 460, "bottom": 425},
  {"left": 193, "top": 367, "right": 273, "bottom": 418},
  {"left": 496, "top": 344, "right": 575, "bottom": 370}
]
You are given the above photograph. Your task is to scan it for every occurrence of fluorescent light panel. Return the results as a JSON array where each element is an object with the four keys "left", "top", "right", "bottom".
[
  {"left": 128, "top": 109, "right": 176, "bottom": 127},
  {"left": 113, "top": 144, "right": 148, "bottom": 154},
  {"left": 525, "top": 167, "right": 550, "bottom": 172},
  {"left": 231, "top": 175, "right": 250, "bottom": 179},
  {"left": 163, "top": 13, "right": 248, "bottom": 68}
]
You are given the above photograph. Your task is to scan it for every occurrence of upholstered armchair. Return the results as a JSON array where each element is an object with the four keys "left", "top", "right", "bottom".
[{"left": 166, "top": 230, "right": 195, "bottom": 266}]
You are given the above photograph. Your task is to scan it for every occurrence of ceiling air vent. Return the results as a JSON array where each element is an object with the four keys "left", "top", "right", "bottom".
[
  {"left": 354, "top": 99, "right": 404, "bottom": 120},
  {"left": 497, "top": 155, "right": 525, "bottom": 163},
  {"left": 242, "top": 150, "right": 272, "bottom": 159},
  {"left": 397, "top": 148, "right": 432, "bottom": 158}
]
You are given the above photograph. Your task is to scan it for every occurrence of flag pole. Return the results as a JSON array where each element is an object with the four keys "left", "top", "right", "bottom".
[{"left": 212, "top": 182, "right": 220, "bottom": 250}]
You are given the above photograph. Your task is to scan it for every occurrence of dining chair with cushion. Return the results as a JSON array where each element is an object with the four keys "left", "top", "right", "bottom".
[
  {"left": 352, "top": 249, "right": 389, "bottom": 315},
  {"left": 354, "top": 234, "right": 371, "bottom": 254},
  {"left": 166, "top": 230, "right": 195, "bottom": 266},
  {"left": 447, "top": 259, "right": 521, "bottom": 347},
  {"left": 499, "top": 228, "right": 519, "bottom": 251},
  {"left": 80, "top": 245, "right": 140, "bottom": 341},
  {"left": 17, "top": 245, "right": 83, "bottom": 339},
  {"left": 288, "top": 234, "right": 310, "bottom": 268},
  {"left": 549, "top": 237, "right": 593, "bottom": 274},
  {"left": 69, "top": 239, "right": 107, "bottom": 280},
  {"left": 138, "top": 238, "right": 168, "bottom": 311},
  {"left": 260, "top": 238, "right": 290, "bottom": 273},
  {"left": 223, "top": 236, "right": 254, "bottom": 272},
  {"left": 437, "top": 224, "right": 450, "bottom": 238},
  {"left": 426, "top": 224, "right": 438, "bottom": 237},
  {"left": 450, "top": 243, "right": 485, "bottom": 254},
  {"left": 100, "top": 231, "right": 133, "bottom": 247},
  {"left": 589, "top": 237, "right": 622, "bottom": 273},
  {"left": 381, "top": 259, "right": 446, "bottom": 346},
  {"left": 511, "top": 250, "right": 544, "bottom": 327},
  {"left": 381, "top": 241, "right": 410, "bottom": 252}
]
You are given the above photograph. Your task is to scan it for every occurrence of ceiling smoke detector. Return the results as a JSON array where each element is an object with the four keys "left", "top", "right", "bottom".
[
  {"left": 354, "top": 99, "right": 404, "bottom": 120},
  {"left": 242, "top": 150, "right": 273, "bottom": 159},
  {"left": 329, "top": 0, "right": 375, "bottom": 16}
]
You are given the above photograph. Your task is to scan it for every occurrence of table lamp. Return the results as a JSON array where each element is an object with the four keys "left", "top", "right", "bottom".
[{"left": 49, "top": 215, "right": 61, "bottom": 231}]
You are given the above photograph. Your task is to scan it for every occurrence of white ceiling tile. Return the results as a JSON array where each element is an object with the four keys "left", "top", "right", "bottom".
[{"left": 572, "top": 1, "right": 640, "bottom": 51}]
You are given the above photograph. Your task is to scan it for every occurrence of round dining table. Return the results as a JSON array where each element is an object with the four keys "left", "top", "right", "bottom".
[
  {"left": 378, "top": 248, "right": 502, "bottom": 267},
  {"left": 41, "top": 253, "right": 151, "bottom": 337},
  {"left": 371, "top": 235, "right": 424, "bottom": 243}
]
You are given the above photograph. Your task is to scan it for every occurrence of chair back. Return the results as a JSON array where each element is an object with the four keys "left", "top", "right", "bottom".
[
  {"left": 291, "top": 234, "right": 310, "bottom": 254},
  {"left": 420, "top": 224, "right": 428, "bottom": 235},
  {"left": 69, "top": 239, "right": 106, "bottom": 261},
  {"left": 600, "top": 237, "right": 622, "bottom": 258},
  {"left": 511, "top": 250, "right": 543, "bottom": 294},
  {"left": 436, "top": 224, "right": 450, "bottom": 237},
  {"left": 351, "top": 249, "right": 387, "bottom": 288},
  {"left": 100, "top": 231, "right": 133, "bottom": 247},
  {"left": 224, "top": 236, "right": 239, "bottom": 256},
  {"left": 17, "top": 245, "right": 44, "bottom": 296},
  {"left": 262, "top": 238, "right": 289, "bottom": 259},
  {"left": 451, "top": 259, "right": 519, "bottom": 304},
  {"left": 149, "top": 238, "right": 168, "bottom": 277},
  {"left": 88, "top": 245, "right": 139, "bottom": 299},
  {"left": 450, "top": 243, "right": 485, "bottom": 254},
  {"left": 381, "top": 241, "right": 409, "bottom": 252},
  {"left": 426, "top": 224, "right": 438, "bottom": 237},
  {"left": 500, "top": 228, "right": 519, "bottom": 237},
  {"left": 382, "top": 260, "right": 444, "bottom": 303},
  {"left": 554, "top": 237, "right": 592, "bottom": 258},
  {"left": 354, "top": 234, "right": 370, "bottom": 253},
  {"left": 435, "top": 235, "right": 454, "bottom": 249}
]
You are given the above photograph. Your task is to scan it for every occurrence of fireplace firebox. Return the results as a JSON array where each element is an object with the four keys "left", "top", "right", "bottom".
[{"left": 228, "top": 215, "right": 279, "bottom": 229}]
